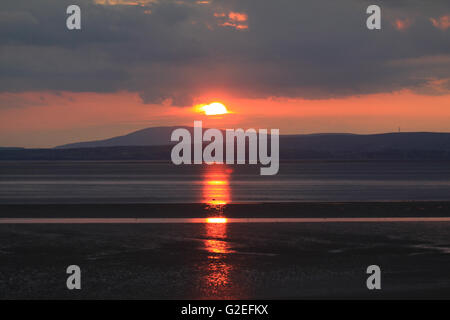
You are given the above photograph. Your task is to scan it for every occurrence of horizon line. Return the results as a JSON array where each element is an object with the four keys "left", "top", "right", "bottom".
[{"left": 2, "top": 129, "right": 450, "bottom": 149}]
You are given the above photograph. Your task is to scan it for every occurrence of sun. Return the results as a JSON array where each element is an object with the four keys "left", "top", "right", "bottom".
[{"left": 197, "top": 102, "right": 229, "bottom": 116}]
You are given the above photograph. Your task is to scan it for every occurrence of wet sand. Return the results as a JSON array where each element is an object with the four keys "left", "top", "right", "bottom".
[{"left": 1, "top": 202, "right": 450, "bottom": 299}]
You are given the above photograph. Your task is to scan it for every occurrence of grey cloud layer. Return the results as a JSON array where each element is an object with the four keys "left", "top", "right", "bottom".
[{"left": 0, "top": 0, "right": 449, "bottom": 106}]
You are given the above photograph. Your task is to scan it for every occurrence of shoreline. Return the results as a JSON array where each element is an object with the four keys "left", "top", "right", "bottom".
[{"left": 1, "top": 201, "right": 450, "bottom": 218}]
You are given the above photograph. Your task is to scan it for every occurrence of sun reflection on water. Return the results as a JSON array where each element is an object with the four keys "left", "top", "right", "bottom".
[
  {"left": 202, "top": 164, "right": 232, "bottom": 210},
  {"left": 206, "top": 217, "right": 228, "bottom": 224},
  {"left": 204, "top": 219, "right": 234, "bottom": 254},
  {"left": 202, "top": 217, "right": 234, "bottom": 294},
  {"left": 200, "top": 164, "right": 235, "bottom": 297}
]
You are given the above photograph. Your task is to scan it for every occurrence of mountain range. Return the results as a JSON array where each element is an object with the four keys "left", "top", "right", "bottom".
[
  {"left": 1, "top": 127, "right": 450, "bottom": 160},
  {"left": 55, "top": 127, "right": 187, "bottom": 149},
  {"left": 56, "top": 126, "right": 450, "bottom": 151}
]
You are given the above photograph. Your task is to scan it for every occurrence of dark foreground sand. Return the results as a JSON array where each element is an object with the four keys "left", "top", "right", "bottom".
[{"left": 1, "top": 202, "right": 450, "bottom": 299}]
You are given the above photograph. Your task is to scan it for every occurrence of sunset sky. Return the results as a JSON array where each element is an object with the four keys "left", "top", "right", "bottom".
[{"left": 0, "top": 0, "right": 449, "bottom": 147}]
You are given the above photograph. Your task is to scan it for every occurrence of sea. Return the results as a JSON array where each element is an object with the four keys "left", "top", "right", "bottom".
[{"left": 0, "top": 160, "right": 450, "bottom": 204}]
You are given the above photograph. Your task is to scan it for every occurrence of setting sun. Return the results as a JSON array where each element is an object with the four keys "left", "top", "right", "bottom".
[{"left": 198, "top": 102, "right": 229, "bottom": 116}]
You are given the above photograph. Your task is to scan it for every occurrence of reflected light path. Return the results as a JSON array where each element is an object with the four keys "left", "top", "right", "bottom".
[
  {"left": 202, "top": 164, "right": 232, "bottom": 209},
  {"left": 202, "top": 216, "right": 235, "bottom": 296},
  {"left": 206, "top": 217, "right": 228, "bottom": 224},
  {"left": 200, "top": 164, "right": 235, "bottom": 297},
  {"left": 204, "top": 219, "right": 234, "bottom": 255}
]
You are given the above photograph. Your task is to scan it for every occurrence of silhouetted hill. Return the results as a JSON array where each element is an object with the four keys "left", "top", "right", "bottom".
[
  {"left": 55, "top": 127, "right": 450, "bottom": 151},
  {"left": 2, "top": 129, "right": 450, "bottom": 160},
  {"left": 56, "top": 126, "right": 191, "bottom": 149}
]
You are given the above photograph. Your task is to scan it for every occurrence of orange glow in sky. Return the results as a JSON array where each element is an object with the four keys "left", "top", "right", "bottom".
[{"left": 2, "top": 90, "right": 450, "bottom": 148}]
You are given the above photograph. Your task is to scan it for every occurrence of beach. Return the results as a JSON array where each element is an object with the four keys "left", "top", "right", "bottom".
[{"left": 1, "top": 202, "right": 450, "bottom": 299}]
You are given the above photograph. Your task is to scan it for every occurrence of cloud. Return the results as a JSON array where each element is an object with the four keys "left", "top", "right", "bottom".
[
  {"left": 214, "top": 10, "right": 248, "bottom": 30},
  {"left": 0, "top": 92, "right": 48, "bottom": 109},
  {"left": 228, "top": 12, "right": 247, "bottom": 22},
  {"left": 94, "top": 0, "right": 156, "bottom": 5},
  {"left": 219, "top": 21, "right": 248, "bottom": 30},
  {"left": 394, "top": 18, "right": 413, "bottom": 31},
  {"left": 0, "top": 0, "right": 449, "bottom": 107},
  {"left": 430, "top": 15, "right": 450, "bottom": 30}
]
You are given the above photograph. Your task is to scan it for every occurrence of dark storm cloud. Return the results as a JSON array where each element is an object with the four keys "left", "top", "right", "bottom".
[{"left": 0, "top": 0, "right": 449, "bottom": 106}]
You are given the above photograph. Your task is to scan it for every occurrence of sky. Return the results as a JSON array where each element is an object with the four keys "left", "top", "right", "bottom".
[{"left": 0, "top": 0, "right": 449, "bottom": 147}]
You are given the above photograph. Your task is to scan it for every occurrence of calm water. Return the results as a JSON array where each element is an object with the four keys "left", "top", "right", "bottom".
[
  {"left": 2, "top": 160, "right": 450, "bottom": 299},
  {"left": 0, "top": 160, "right": 450, "bottom": 204}
]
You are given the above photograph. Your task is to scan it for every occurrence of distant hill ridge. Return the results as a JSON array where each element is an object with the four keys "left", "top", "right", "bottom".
[
  {"left": 55, "top": 127, "right": 450, "bottom": 152},
  {"left": 56, "top": 126, "right": 190, "bottom": 149},
  {"left": 1, "top": 127, "right": 450, "bottom": 160}
]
